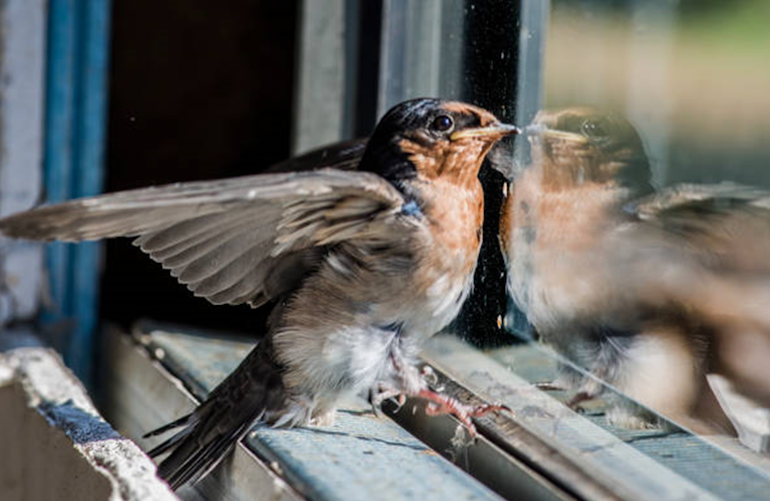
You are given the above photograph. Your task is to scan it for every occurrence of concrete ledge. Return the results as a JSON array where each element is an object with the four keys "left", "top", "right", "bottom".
[{"left": 0, "top": 346, "right": 178, "bottom": 501}]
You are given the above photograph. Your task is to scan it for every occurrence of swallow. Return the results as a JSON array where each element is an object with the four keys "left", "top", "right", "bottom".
[
  {"left": 499, "top": 106, "right": 770, "bottom": 434},
  {"left": 0, "top": 98, "right": 519, "bottom": 489}
]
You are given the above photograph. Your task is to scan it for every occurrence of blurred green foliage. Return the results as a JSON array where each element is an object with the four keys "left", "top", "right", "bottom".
[
  {"left": 682, "top": 0, "right": 770, "bottom": 54},
  {"left": 551, "top": 0, "right": 770, "bottom": 55},
  {"left": 551, "top": 0, "right": 754, "bottom": 15},
  {"left": 547, "top": 0, "right": 770, "bottom": 187}
]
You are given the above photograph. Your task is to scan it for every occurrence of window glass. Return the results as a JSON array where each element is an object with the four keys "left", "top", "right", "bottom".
[
  {"left": 381, "top": 0, "right": 770, "bottom": 494},
  {"left": 296, "top": 1, "right": 770, "bottom": 495},
  {"left": 512, "top": 0, "right": 770, "bottom": 444},
  {"left": 472, "top": 0, "right": 770, "bottom": 482},
  {"left": 545, "top": 0, "right": 770, "bottom": 187}
]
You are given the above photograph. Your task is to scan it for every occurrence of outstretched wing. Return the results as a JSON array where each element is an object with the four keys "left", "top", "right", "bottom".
[
  {"left": 0, "top": 168, "right": 406, "bottom": 308},
  {"left": 616, "top": 182, "right": 770, "bottom": 353},
  {"left": 629, "top": 182, "right": 770, "bottom": 221},
  {"left": 626, "top": 181, "right": 770, "bottom": 272}
]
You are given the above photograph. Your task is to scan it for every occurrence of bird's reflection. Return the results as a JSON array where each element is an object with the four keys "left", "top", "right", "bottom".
[{"left": 499, "top": 106, "right": 770, "bottom": 444}]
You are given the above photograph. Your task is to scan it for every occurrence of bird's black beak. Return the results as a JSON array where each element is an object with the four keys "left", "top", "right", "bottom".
[{"left": 450, "top": 122, "right": 521, "bottom": 141}]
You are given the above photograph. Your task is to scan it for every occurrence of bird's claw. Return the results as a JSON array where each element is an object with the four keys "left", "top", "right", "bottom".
[
  {"left": 420, "top": 365, "right": 439, "bottom": 386},
  {"left": 369, "top": 387, "right": 407, "bottom": 417}
]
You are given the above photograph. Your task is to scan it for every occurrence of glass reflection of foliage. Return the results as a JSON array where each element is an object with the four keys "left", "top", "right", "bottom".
[
  {"left": 551, "top": 0, "right": 753, "bottom": 15},
  {"left": 545, "top": 0, "right": 770, "bottom": 188}
]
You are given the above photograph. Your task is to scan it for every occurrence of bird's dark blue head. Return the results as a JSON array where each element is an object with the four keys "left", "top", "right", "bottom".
[{"left": 359, "top": 98, "right": 519, "bottom": 193}]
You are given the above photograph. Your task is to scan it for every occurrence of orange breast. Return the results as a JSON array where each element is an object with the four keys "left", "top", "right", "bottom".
[{"left": 416, "top": 178, "right": 484, "bottom": 283}]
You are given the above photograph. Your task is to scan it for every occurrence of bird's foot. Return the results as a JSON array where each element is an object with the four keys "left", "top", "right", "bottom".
[
  {"left": 308, "top": 411, "right": 337, "bottom": 427},
  {"left": 565, "top": 391, "right": 598, "bottom": 413},
  {"left": 417, "top": 389, "right": 512, "bottom": 438},
  {"left": 386, "top": 358, "right": 510, "bottom": 434},
  {"left": 605, "top": 408, "right": 659, "bottom": 430}
]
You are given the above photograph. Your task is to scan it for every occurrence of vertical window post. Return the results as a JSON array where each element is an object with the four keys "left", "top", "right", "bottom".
[{"left": 43, "top": 0, "right": 112, "bottom": 384}]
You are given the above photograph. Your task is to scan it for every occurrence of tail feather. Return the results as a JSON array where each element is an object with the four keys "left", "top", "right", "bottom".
[
  {"left": 146, "top": 337, "right": 287, "bottom": 490},
  {"left": 160, "top": 417, "right": 258, "bottom": 489},
  {"left": 143, "top": 412, "right": 195, "bottom": 440},
  {"left": 146, "top": 425, "right": 195, "bottom": 458}
]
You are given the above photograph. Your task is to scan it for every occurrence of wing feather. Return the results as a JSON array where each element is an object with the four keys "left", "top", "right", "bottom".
[
  {"left": 135, "top": 211, "right": 255, "bottom": 252},
  {"left": 625, "top": 181, "right": 770, "bottom": 273},
  {"left": 0, "top": 169, "right": 407, "bottom": 307},
  {"left": 629, "top": 182, "right": 770, "bottom": 224}
]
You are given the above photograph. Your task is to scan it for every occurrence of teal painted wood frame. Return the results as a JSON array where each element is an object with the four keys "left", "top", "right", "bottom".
[{"left": 43, "top": 0, "right": 112, "bottom": 384}]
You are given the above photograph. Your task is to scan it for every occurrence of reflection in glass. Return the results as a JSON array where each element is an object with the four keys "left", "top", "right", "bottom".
[{"left": 498, "top": 0, "right": 770, "bottom": 453}]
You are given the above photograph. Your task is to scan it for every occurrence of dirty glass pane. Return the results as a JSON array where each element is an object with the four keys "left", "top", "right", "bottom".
[
  {"left": 441, "top": 0, "right": 770, "bottom": 495},
  {"left": 296, "top": 1, "right": 770, "bottom": 496},
  {"left": 509, "top": 0, "right": 770, "bottom": 442},
  {"left": 376, "top": 0, "right": 770, "bottom": 497}
]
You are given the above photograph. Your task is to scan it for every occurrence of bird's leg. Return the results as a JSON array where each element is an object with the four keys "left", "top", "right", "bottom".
[
  {"left": 417, "top": 389, "right": 512, "bottom": 438},
  {"left": 420, "top": 364, "right": 439, "bottom": 387}
]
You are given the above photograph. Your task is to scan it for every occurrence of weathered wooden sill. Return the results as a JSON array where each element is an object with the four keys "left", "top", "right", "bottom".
[
  {"left": 99, "top": 323, "right": 512, "bottom": 501},
  {"left": 98, "top": 321, "right": 770, "bottom": 501}
]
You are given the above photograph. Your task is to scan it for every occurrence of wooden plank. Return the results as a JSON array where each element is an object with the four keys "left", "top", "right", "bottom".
[{"left": 104, "top": 324, "right": 504, "bottom": 501}]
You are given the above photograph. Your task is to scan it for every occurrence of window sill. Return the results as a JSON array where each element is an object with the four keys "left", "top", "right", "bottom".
[
  {"left": 421, "top": 335, "right": 770, "bottom": 501},
  {"left": 98, "top": 322, "right": 509, "bottom": 501},
  {"left": 99, "top": 322, "right": 770, "bottom": 501}
]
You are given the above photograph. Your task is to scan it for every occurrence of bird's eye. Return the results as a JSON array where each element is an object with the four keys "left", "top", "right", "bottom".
[
  {"left": 581, "top": 118, "right": 610, "bottom": 141},
  {"left": 430, "top": 115, "right": 454, "bottom": 133}
]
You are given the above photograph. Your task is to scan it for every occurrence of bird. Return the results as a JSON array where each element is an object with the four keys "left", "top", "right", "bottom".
[
  {"left": 0, "top": 98, "right": 519, "bottom": 489},
  {"left": 498, "top": 106, "right": 770, "bottom": 435}
]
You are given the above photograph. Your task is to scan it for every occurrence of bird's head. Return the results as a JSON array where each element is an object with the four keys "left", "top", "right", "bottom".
[
  {"left": 527, "top": 107, "right": 653, "bottom": 197},
  {"left": 360, "top": 98, "right": 519, "bottom": 194}
]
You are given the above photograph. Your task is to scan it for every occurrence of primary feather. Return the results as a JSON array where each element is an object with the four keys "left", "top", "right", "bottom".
[{"left": 0, "top": 169, "right": 403, "bottom": 308}]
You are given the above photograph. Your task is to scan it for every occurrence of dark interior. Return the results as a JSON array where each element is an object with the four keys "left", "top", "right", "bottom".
[{"left": 102, "top": 1, "right": 298, "bottom": 335}]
